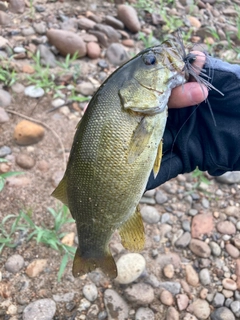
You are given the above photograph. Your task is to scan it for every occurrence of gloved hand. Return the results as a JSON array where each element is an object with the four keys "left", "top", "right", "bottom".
[{"left": 146, "top": 54, "right": 240, "bottom": 190}]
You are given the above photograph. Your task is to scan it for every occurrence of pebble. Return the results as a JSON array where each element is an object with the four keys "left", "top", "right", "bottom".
[
  {"left": 135, "top": 307, "right": 155, "bottom": 320},
  {"left": 116, "top": 253, "right": 146, "bottom": 284},
  {"left": 87, "top": 304, "right": 99, "bottom": 317},
  {"left": 24, "top": 85, "right": 45, "bottom": 98},
  {"left": 191, "top": 213, "right": 214, "bottom": 239},
  {"left": 14, "top": 120, "right": 45, "bottom": 146},
  {"left": 163, "top": 264, "right": 175, "bottom": 279},
  {"left": 175, "top": 232, "right": 191, "bottom": 248},
  {"left": 222, "top": 289, "right": 233, "bottom": 298},
  {"left": 104, "top": 289, "right": 129, "bottom": 320},
  {"left": 76, "top": 82, "right": 95, "bottom": 96},
  {"left": 117, "top": 5, "right": 141, "bottom": 33},
  {"left": 189, "top": 239, "right": 211, "bottom": 258},
  {"left": 78, "top": 298, "right": 91, "bottom": 312},
  {"left": 61, "top": 232, "right": 75, "bottom": 246},
  {"left": 25, "top": 259, "right": 47, "bottom": 278},
  {"left": 182, "top": 220, "right": 191, "bottom": 232},
  {"left": 209, "top": 241, "right": 222, "bottom": 256},
  {"left": 225, "top": 206, "right": 239, "bottom": 218},
  {"left": 38, "top": 44, "right": 56, "bottom": 68},
  {"left": 105, "top": 15, "right": 124, "bottom": 30},
  {"left": 124, "top": 283, "right": 154, "bottom": 304},
  {"left": 216, "top": 172, "right": 240, "bottom": 184},
  {"left": 0, "top": 145, "right": 11, "bottom": 157},
  {"left": 185, "top": 264, "right": 199, "bottom": 287},
  {"left": 106, "top": 43, "right": 130, "bottom": 66},
  {"left": 140, "top": 205, "right": 160, "bottom": 224},
  {"left": 0, "top": 107, "right": 9, "bottom": 123},
  {"left": 0, "top": 89, "right": 11, "bottom": 107},
  {"left": 225, "top": 243, "right": 239, "bottom": 258},
  {"left": 5, "top": 254, "right": 24, "bottom": 273},
  {"left": 166, "top": 306, "right": 179, "bottom": 320},
  {"left": 95, "top": 24, "right": 121, "bottom": 43},
  {"left": 176, "top": 294, "right": 189, "bottom": 311},
  {"left": 8, "top": 0, "right": 25, "bottom": 13},
  {"left": 51, "top": 98, "right": 65, "bottom": 109},
  {"left": 222, "top": 278, "right": 237, "bottom": 291},
  {"left": 23, "top": 299, "right": 56, "bottom": 320},
  {"left": 159, "top": 289, "right": 174, "bottom": 306},
  {"left": 210, "top": 306, "right": 235, "bottom": 320},
  {"left": 230, "top": 300, "right": 240, "bottom": 317},
  {"left": 155, "top": 190, "right": 168, "bottom": 204},
  {"left": 188, "top": 299, "right": 211, "bottom": 319},
  {"left": 188, "top": 209, "right": 198, "bottom": 216},
  {"left": 22, "top": 27, "right": 35, "bottom": 36},
  {"left": 53, "top": 292, "right": 74, "bottom": 302},
  {"left": 212, "top": 292, "right": 225, "bottom": 307},
  {"left": 0, "top": 11, "right": 11, "bottom": 26},
  {"left": 83, "top": 283, "right": 98, "bottom": 302},
  {"left": 217, "top": 221, "right": 236, "bottom": 235},
  {"left": 46, "top": 29, "right": 87, "bottom": 58},
  {"left": 78, "top": 17, "right": 96, "bottom": 30},
  {"left": 33, "top": 21, "right": 47, "bottom": 35},
  {"left": 16, "top": 153, "right": 35, "bottom": 169},
  {"left": 87, "top": 41, "right": 101, "bottom": 59},
  {"left": 159, "top": 282, "right": 181, "bottom": 296},
  {"left": 199, "top": 268, "right": 211, "bottom": 285}
]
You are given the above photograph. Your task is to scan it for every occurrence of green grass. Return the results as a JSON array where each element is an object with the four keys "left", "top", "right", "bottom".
[
  {"left": 0, "top": 57, "right": 18, "bottom": 87},
  {"left": 0, "top": 205, "right": 76, "bottom": 281}
]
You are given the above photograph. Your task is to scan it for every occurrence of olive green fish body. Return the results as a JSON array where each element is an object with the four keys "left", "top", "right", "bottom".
[{"left": 52, "top": 41, "right": 186, "bottom": 278}]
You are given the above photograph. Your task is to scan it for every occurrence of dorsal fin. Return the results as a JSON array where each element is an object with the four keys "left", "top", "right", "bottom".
[{"left": 51, "top": 176, "right": 69, "bottom": 207}]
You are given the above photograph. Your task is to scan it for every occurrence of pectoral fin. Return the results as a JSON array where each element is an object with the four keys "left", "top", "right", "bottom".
[
  {"left": 153, "top": 140, "right": 163, "bottom": 178},
  {"left": 51, "top": 176, "right": 69, "bottom": 207},
  {"left": 119, "top": 205, "right": 145, "bottom": 251},
  {"left": 128, "top": 117, "right": 153, "bottom": 164}
]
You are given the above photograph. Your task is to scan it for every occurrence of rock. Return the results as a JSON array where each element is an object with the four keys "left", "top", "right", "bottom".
[
  {"left": 83, "top": 283, "right": 98, "bottom": 302},
  {"left": 46, "top": 29, "right": 87, "bottom": 58},
  {"left": 230, "top": 300, "right": 240, "bottom": 317},
  {"left": 217, "top": 221, "right": 236, "bottom": 235},
  {"left": 124, "top": 283, "right": 154, "bottom": 304},
  {"left": 163, "top": 264, "right": 175, "bottom": 279},
  {"left": 117, "top": 5, "right": 141, "bottom": 33},
  {"left": 24, "top": 86, "right": 45, "bottom": 98},
  {"left": 188, "top": 299, "right": 211, "bottom": 319},
  {"left": 89, "top": 30, "right": 108, "bottom": 47},
  {"left": 216, "top": 172, "right": 240, "bottom": 184},
  {"left": 155, "top": 190, "right": 168, "bottom": 204},
  {"left": 14, "top": 120, "right": 45, "bottom": 146},
  {"left": 189, "top": 239, "right": 211, "bottom": 258},
  {"left": 87, "top": 41, "right": 101, "bottom": 59},
  {"left": 61, "top": 232, "right": 75, "bottom": 246},
  {"left": 11, "top": 83, "right": 25, "bottom": 93},
  {"left": 116, "top": 253, "right": 146, "bottom": 284},
  {"left": 175, "top": 232, "right": 191, "bottom": 248},
  {"left": 225, "top": 243, "right": 239, "bottom": 258},
  {"left": 5, "top": 254, "right": 24, "bottom": 273},
  {"left": 16, "top": 153, "right": 35, "bottom": 169},
  {"left": 106, "top": 43, "right": 130, "bottom": 66},
  {"left": 199, "top": 268, "right": 211, "bottom": 285},
  {"left": 25, "top": 259, "right": 47, "bottom": 277},
  {"left": 210, "top": 307, "right": 235, "bottom": 320},
  {"left": 94, "top": 24, "right": 121, "bottom": 43},
  {"left": 51, "top": 98, "right": 65, "bottom": 109},
  {"left": 76, "top": 82, "right": 95, "bottom": 96},
  {"left": 222, "top": 278, "right": 237, "bottom": 291},
  {"left": 0, "top": 11, "right": 11, "bottom": 26},
  {"left": 212, "top": 292, "right": 225, "bottom": 307},
  {"left": 78, "top": 17, "right": 96, "bottom": 30},
  {"left": 0, "top": 89, "right": 11, "bottom": 107},
  {"left": 122, "top": 39, "right": 135, "bottom": 47},
  {"left": 33, "top": 22, "right": 47, "bottom": 35},
  {"left": 225, "top": 206, "right": 239, "bottom": 217},
  {"left": 184, "top": 313, "right": 197, "bottom": 320},
  {"left": 23, "top": 299, "right": 56, "bottom": 320},
  {"left": 135, "top": 307, "right": 155, "bottom": 320},
  {"left": 22, "top": 27, "right": 35, "bottom": 36},
  {"left": 209, "top": 241, "right": 221, "bottom": 256},
  {"left": 159, "top": 289, "right": 174, "bottom": 306},
  {"left": 105, "top": 15, "right": 124, "bottom": 30},
  {"left": 8, "top": 0, "right": 25, "bottom": 13},
  {"left": 191, "top": 213, "right": 214, "bottom": 239},
  {"left": 176, "top": 294, "right": 189, "bottom": 311},
  {"left": 38, "top": 44, "right": 56, "bottom": 68},
  {"left": 104, "top": 289, "right": 129, "bottom": 320},
  {"left": 0, "top": 146, "right": 11, "bottom": 157},
  {"left": 166, "top": 306, "right": 179, "bottom": 320},
  {"left": 22, "top": 65, "right": 35, "bottom": 74},
  {"left": 140, "top": 205, "right": 160, "bottom": 224},
  {"left": 78, "top": 298, "right": 91, "bottom": 312},
  {"left": 6, "top": 176, "right": 31, "bottom": 187},
  {"left": 185, "top": 264, "right": 199, "bottom": 286},
  {"left": 187, "top": 16, "right": 201, "bottom": 28},
  {"left": 53, "top": 292, "right": 75, "bottom": 302},
  {"left": 0, "top": 107, "right": 9, "bottom": 123},
  {"left": 159, "top": 282, "right": 181, "bottom": 296}
]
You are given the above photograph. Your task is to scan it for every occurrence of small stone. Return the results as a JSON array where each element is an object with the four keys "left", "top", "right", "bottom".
[
  {"left": 22, "top": 27, "right": 35, "bottom": 36},
  {"left": 105, "top": 15, "right": 124, "bottom": 29},
  {"left": 166, "top": 306, "right": 179, "bottom": 320},
  {"left": 124, "top": 283, "right": 154, "bottom": 304},
  {"left": 155, "top": 190, "right": 168, "bottom": 204},
  {"left": 222, "top": 278, "right": 237, "bottom": 291},
  {"left": 122, "top": 39, "right": 135, "bottom": 47},
  {"left": 185, "top": 264, "right": 199, "bottom": 287},
  {"left": 5, "top": 255, "right": 24, "bottom": 273},
  {"left": 106, "top": 43, "right": 129, "bottom": 66},
  {"left": 78, "top": 298, "right": 91, "bottom": 312},
  {"left": 87, "top": 42, "right": 101, "bottom": 59},
  {"left": 135, "top": 307, "right": 155, "bottom": 320},
  {"left": 0, "top": 146, "right": 11, "bottom": 157},
  {"left": 199, "top": 268, "right": 211, "bottom": 285},
  {"left": 212, "top": 292, "right": 225, "bottom": 307},
  {"left": 33, "top": 21, "right": 47, "bottom": 35},
  {"left": 116, "top": 253, "right": 146, "bottom": 284},
  {"left": 0, "top": 89, "right": 11, "bottom": 107},
  {"left": 87, "top": 304, "right": 99, "bottom": 317},
  {"left": 38, "top": 44, "right": 56, "bottom": 68},
  {"left": 189, "top": 239, "right": 211, "bottom": 258},
  {"left": 22, "top": 64, "right": 35, "bottom": 74},
  {"left": 117, "top": 5, "right": 141, "bottom": 33},
  {"left": 175, "top": 232, "right": 191, "bottom": 248},
  {"left": 81, "top": 33, "right": 98, "bottom": 42},
  {"left": 163, "top": 264, "right": 175, "bottom": 279},
  {"left": 8, "top": 0, "right": 25, "bottom": 13},
  {"left": 16, "top": 153, "right": 35, "bottom": 169},
  {"left": 104, "top": 289, "right": 129, "bottom": 320},
  {"left": 159, "top": 282, "right": 181, "bottom": 296},
  {"left": 182, "top": 220, "right": 191, "bottom": 232},
  {"left": 61, "top": 232, "right": 75, "bottom": 247},
  {"left": 225, "top": 206, "right": 239, "bottom": 218},
  {"left": 23, "top": 299, "right": 56, "bottom": 320},
  {"left": 216, "top": 172, "right": 240, "bottom": 184},
  {"left": 160, "top": 290, "right": 174, "bottom": 306},
  {"left": 0, "top": 11, "right": 11, "bottom": 25},
  {"left": 188, "top": 299, "right": 210, "bottom": 320},
  {"left": 0, "top": 107, "right": 9, "bottom": 123},
  {"left": 176, "top": 294, "right": 189, "bottom": 311},
  {"left": 11, "top": 83, "right": 25, "bottom": 93},
  {"left": 83, "top": 283, "right": 98, "bottom": 302},
  {"left": 210, "top": 307, "right": 235, "bottom": 320},
  {"left": 25, "top": 259, "right": 47, "bottom": 278},
  {"left": 78, "top": 17, "right": 96, "bottom": 30},
  {"left": 53, "top": 292, "right": 74, "bottom": 302},
  {"left": 51, "top": 98, "right": 65, "bottom": 109},
  {"left": 76, "top": 82, "right": 95, "bottom": 96},
  {"left": 222, "top": 289, "right": 233, "bottom": 298},
  {"left": 191, "top": 213, "right": 214, "bottom": 239},
  {"left": 187, "top": 16, "right": 201, "bottom": 28},
  {"left": 140, "top": 205, "right": 160, "bottom": 224},
  {"left": 14, "top": 120, "right": 45, "bottom": 146},
  {"left": 24, "top": 85, "right": 45, "bottom": 98},
  {"left": 94, "top": 24, "right": 121, "bottom": 43},
  {"left": 230, "top": 300, "right": 240, "bottom": 317},
  {"left": 225, "top": 243, "right": 239, "bottom": 258},
  {"left": 183, "top": 313, "right": 197, "bottom": 320},
  {"left": 217, "top": 221, "right": 236, "bottom": 235},
  {"left": 7, "top": 304, "right": 18, "bottom": 315},
  {"left": 200, "top": 288, "right": 208, "bottom": 299},
  {"left": 188, "top": 209, "right": 198, "bottom": 216},
  {"left": 209, "top": 241, "right": 221, "bottom": 256}
]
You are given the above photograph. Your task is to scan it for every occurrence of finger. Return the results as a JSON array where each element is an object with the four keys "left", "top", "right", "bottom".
[
  {"left": 169, "top": 82, "right": 208, "bottom": 108},
  {"left": 190, "top": 50, "right": 206, "bottom": 75}
]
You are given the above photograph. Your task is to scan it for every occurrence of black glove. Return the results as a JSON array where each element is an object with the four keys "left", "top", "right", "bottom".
[{"left": 147, "top": 56, "right": 240, "bottom": 190}]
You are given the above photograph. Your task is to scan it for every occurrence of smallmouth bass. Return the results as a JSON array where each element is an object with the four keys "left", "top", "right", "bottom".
[{"left": 52, "top": 40, "right": 187, "bottom": 279}]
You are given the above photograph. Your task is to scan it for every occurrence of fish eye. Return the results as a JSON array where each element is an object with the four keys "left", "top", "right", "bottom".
[{"left": 143, "top": 53, "right": 156, "bottom": 65}]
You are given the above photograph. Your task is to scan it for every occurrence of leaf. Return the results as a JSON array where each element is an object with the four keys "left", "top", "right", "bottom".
[
  {"left": 0, "top": 177, "right": 5, "bottom": 192},
  {"left": 1, "top": 171, "right": 23, "bottom": 179},
  {"left": 58, "top": 253, "right": 69, "bottom": 282}
]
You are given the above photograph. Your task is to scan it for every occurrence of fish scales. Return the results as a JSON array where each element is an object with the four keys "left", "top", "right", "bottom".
[{"left": 52, "top": 40, "right": 187, "bottom": 278}]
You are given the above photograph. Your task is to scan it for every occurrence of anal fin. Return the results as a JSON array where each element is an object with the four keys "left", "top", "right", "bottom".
[
  {"left": 51, "top": 176, "right": 69, "bottom": 207},
  {"left": 153, "top": 140, "right": 163, "bottom": 178},
  {"left": 119, "top": 205, "right": 145, "bottom": 251}
]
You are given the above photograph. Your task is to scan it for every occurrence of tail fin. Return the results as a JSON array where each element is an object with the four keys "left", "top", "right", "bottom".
[{"left": 72, "top": 247, "right": 117, "bottom": 279}]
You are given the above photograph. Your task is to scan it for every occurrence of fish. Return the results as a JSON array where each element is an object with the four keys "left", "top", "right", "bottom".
[{"left": 52, "top": 39, "right": 187, "bottom": 279}]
